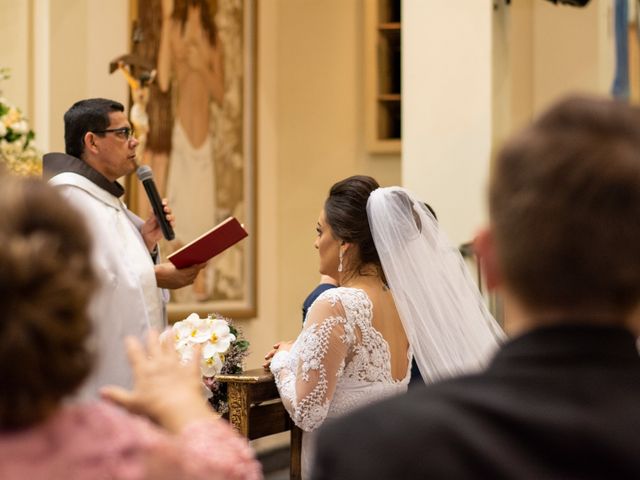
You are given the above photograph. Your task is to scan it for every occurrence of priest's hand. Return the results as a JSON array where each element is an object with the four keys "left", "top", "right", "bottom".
[
  {"left": 155, "top": 261, "right": 207, "bottom": 289},
  {"left": 141, "top": 198, "right": 174, "bottom": 252}
]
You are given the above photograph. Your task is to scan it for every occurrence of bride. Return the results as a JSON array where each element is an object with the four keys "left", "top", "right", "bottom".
[{"left": 264, "top": 175, "right": 504, "bottom": 478}]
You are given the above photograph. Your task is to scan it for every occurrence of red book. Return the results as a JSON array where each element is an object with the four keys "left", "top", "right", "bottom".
[{"left": 167, "top": 217, "right": 249, "bottom": 269}]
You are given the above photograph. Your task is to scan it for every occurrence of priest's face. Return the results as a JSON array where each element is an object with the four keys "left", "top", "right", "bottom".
[
  {"left": 315, "top": 209, "right": 341, "bottom": 278},
  {"left": 92, "top": 111, "right": 139, "bottom": 181}
]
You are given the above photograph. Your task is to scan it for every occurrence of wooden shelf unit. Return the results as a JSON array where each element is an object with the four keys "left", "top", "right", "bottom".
[{"left": 365, "top": 0, "right": 402, "bottom": 153}]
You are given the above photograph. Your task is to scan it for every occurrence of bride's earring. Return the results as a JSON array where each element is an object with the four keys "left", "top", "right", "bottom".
[{"left": 338, "top": 249, "right": 344, "bottom": 273}]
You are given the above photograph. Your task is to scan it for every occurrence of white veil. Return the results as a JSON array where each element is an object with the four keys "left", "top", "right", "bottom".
[{"left": 367, "top": 187, "right": 505, "bottom": 383}]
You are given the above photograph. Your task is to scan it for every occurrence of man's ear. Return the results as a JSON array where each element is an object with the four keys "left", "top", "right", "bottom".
[
  {"left": 473, "top": 226, "right": 501, "bottom": 291},
  {"left": 84, "top": 132, "right": 99, "bottom": 154}
]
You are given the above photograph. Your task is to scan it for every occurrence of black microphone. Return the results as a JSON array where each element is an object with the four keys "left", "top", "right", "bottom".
[{"left": 136, "top": 165, "right": 175, "bottom": 241}]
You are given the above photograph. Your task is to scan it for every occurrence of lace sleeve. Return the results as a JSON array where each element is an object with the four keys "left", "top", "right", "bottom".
[{"left": 270, "top": 293, "right": 356, "bottom": 431}]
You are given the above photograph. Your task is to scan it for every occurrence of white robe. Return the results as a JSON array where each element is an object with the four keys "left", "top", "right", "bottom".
[{"left": 48, "top": 172, "right": 166, "bottom": 399}]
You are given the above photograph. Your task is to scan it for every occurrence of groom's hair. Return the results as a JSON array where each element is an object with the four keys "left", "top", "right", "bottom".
[{"left": 490, "top": 95, "right": 640, "bottom": 318}]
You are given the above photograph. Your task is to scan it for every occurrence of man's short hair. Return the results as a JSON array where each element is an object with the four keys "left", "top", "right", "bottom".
[
  {"left": 490, "top": 95, "right": 640, "bottom": 317},
  {"left": 64, "top": 98, "right": 124, "bottom": 159}
]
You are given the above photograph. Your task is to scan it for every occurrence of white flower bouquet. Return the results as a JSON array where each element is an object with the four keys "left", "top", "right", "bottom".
[
  {"left": 162, "top": 312, "right": 250, "bottom": 414},
  {"left": 0, "top": 68, "right": 42, "bottom": 176}
]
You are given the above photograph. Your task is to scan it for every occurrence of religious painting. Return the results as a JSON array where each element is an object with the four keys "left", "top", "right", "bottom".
[{"left": 126, "top": 0, "right": 256, "bottom": 319}]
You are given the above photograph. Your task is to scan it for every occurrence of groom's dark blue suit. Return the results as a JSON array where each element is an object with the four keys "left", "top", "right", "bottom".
[{"left": 312, "top": 324, "right": 640, "bottom": 479}]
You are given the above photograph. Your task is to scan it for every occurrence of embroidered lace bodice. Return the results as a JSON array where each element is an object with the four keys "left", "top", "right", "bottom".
[{"left": 270, "top": 287, "right": 411, "bottom": 432}]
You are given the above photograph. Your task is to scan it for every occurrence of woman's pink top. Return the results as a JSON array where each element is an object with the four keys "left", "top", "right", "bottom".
[{"left": 0, "top": 401, "right": 262, "bottom": 480}]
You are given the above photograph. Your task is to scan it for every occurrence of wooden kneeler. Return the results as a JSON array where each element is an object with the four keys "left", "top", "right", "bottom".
[{"left": 217, "top": 368, "right": 302, "bottom": 480}]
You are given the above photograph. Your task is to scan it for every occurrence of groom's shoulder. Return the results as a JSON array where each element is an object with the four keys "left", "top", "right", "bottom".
[{"left": 313, "top": 376, "right": 487, "bottom": 479}]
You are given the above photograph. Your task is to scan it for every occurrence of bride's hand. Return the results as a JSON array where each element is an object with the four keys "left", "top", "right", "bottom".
[{"left": 263, "top": 340, "right": 294, "bottom": 369}]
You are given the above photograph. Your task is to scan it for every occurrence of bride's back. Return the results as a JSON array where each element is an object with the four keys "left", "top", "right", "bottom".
[{"left": 351, "top": 277, "right": 409, "bottom": 381}]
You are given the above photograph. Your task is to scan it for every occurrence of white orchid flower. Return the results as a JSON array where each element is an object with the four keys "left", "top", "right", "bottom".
[
  {"left": 189, "top": 314, "right": 215, "bottom": 343},
  {"left": 204, "top": 318, "right": 236, "bottom": 353},
  {"left": 174, "top": 313, "right": 211, "bottom": 346},
  {"left": 169, "top": 312, "right": 239, "bottom": 382},
  {"left": 0, "top": 122, "right": 6, "bottom": 137},
  {"left": 172, "top": 320, "right": 192, "bottom": 349},
  {"left": 201, "top": 351, "right": 224, "bottom": 377}
]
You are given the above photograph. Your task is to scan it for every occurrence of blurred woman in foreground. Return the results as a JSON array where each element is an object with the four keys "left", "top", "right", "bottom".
[{"left": 0, "top": 176, "right": 261, "bottom": 480}]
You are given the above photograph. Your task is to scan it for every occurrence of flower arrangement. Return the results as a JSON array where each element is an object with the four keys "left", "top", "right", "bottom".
[
  {"left": 0, "top": 68, "right": 42, "bottom": 176},
  {"left": 162, "top": 312, "right": 250, "bottom": 414}
]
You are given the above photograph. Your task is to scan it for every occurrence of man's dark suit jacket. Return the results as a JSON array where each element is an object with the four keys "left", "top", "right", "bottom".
[{"left": 312, "top": 324, "right": 640, "bottom": 479}]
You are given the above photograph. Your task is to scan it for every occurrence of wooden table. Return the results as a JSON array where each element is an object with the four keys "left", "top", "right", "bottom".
[{"left": 216, "top": 368, "right": 302, "bottom": 480}]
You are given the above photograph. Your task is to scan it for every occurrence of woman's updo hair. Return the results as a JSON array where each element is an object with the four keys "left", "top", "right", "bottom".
[
  {"left": 325, "top": 175, "right": 381, "bottom": 275},
  {"left": 0, "top": 176, "right": 96, "bottom": 430}
]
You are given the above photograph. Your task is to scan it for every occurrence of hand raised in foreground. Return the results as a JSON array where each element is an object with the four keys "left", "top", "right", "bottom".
[
  {"left": 155, "top": 261, "right": 207, "bottom": 289},
  {"left": 101, "top": 330, "right": 218, "bottom": 434}
]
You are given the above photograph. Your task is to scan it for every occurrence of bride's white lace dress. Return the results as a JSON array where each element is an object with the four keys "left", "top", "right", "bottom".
[{"left": 270, "top": 287, "right": 411, "bottom": 478}]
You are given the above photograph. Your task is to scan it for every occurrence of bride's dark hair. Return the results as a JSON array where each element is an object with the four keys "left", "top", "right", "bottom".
[{"left": 324, "top": 175, "right": 381, "bottom": 276}]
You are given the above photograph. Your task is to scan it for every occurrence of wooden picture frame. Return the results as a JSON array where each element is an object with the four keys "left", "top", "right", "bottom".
[{"left": 127, "top": 0, "right": 257, "bottom": 320}]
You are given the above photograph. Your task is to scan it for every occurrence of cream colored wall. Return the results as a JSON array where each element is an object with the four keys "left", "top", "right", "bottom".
[
  {"left": 244, "top": 0, "right": 280, "bottom": 374},
  {"left": 0, "top": 0, "right": 129, "bottom": 152},
  {"left": 273, "top": 0, "right": 401, "bottom": 343},
  {"left": 403, "top": 0, "right": 615, "bottom": 247},
  {"left": 403, "top": 0, "right": 493, "bottom": 246},
  {"left": 532, "top": 0, "right": 614, "bottom": 113},
  {"left": 492, "top": 0, "right": 534, "bottom": 156},
  {"left": 33, "top": 0, "right": 51, "bottom": 148},
  {"left": 0, "top": 1, "right": 31, "bottom": 117},
  {"left": 47, "top": 0, "right": 129, "bottom": 152},
  {"left": 493, "top": 0, "right": 614, "bottom": 144}
]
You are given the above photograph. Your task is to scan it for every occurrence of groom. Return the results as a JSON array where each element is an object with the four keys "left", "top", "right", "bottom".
[{"left": 311, "top": 95, "right": 640, "bottom": 479}]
